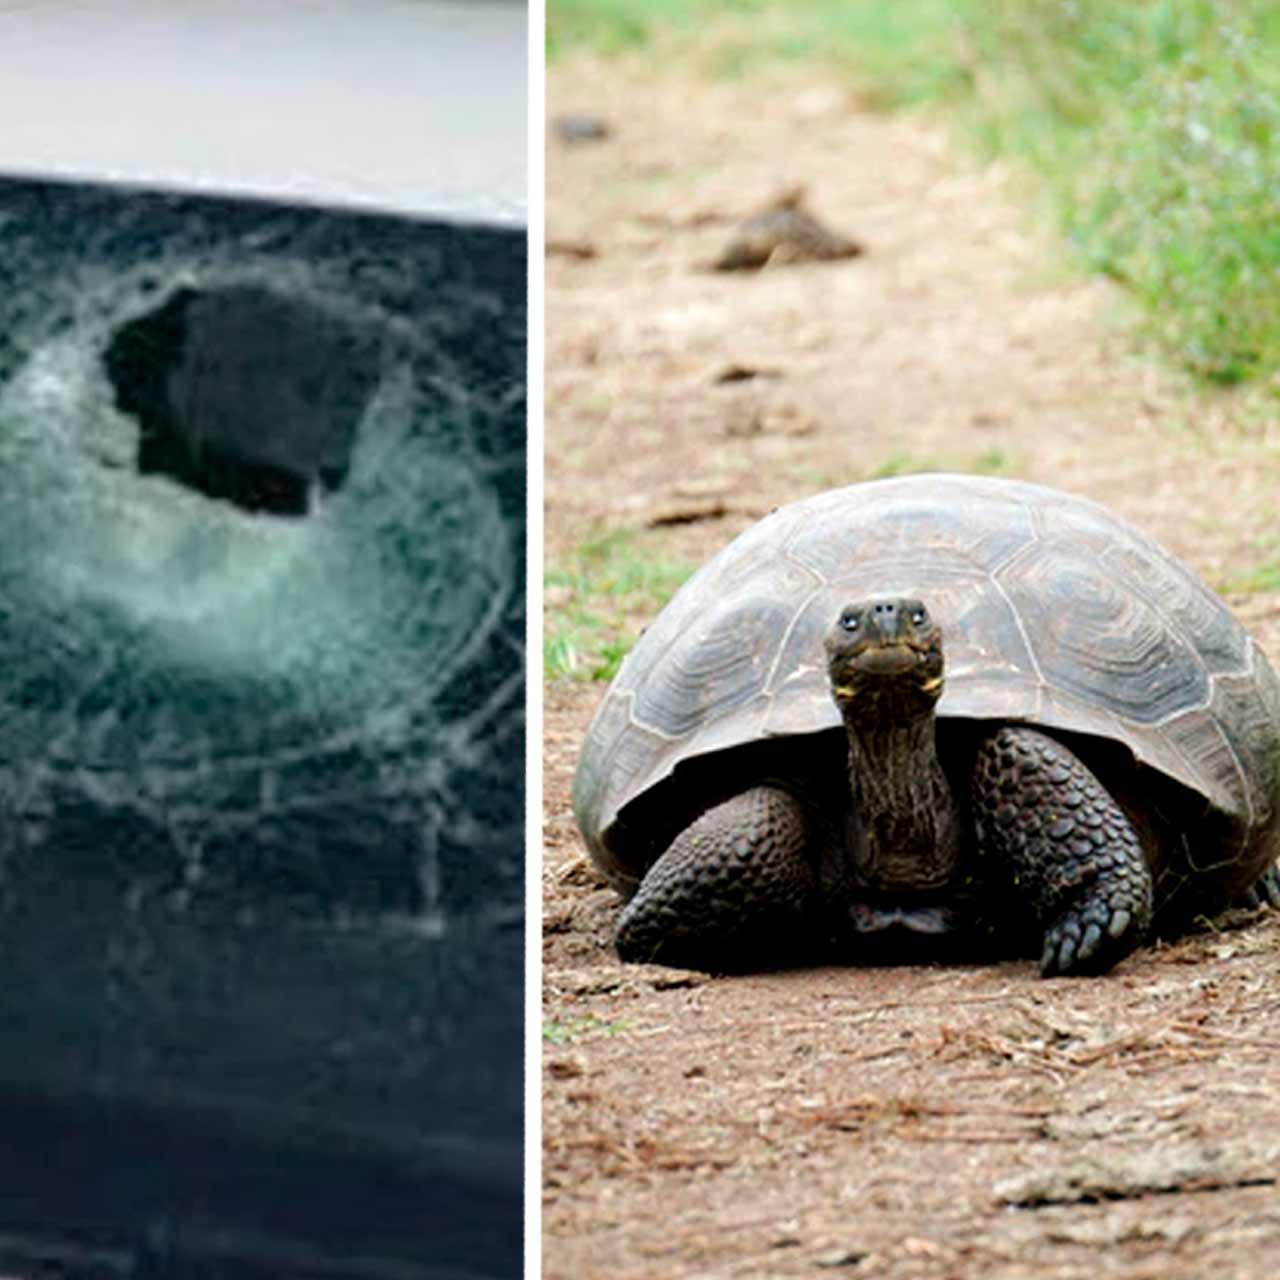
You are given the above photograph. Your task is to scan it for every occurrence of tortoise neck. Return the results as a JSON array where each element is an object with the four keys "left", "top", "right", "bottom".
[{"left": 842, "top": 708, "right": 962, "bottom": 893}]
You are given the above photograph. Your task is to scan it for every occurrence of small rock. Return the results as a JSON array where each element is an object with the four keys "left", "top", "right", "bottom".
[
  {"left": 994, "top": 1141, "right": 1280, "bottom": 1207},
  {"left": 546, "top": 1057, "right": 585, "bottom": 1080},
  {"left": 647, "top": 969, "right": 709, "bottom": 991},
  {"left": 647, "top": 498, "right": 729, "bottom": 527},
  {"left": 815, "top": 1247, "right": 870, "bottom": 1269},
  {"left": 553, "top": 114, "right": 611, "bottom": 144},
  {"left": 547, "top": 238, "right": 598, "bottom": 260},
  {"left": 713, "top": 188, "right": 863, "bottom": 272},
  {"left": 713, "top": 362, "right": 782, "bottom": 384}
]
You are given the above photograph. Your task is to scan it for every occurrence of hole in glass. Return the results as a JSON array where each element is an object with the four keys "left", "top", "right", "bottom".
[{"left": 103, "top": 284, "right": 380, "bottom": 516}]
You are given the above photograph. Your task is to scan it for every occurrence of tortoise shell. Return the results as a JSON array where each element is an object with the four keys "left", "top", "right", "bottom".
[{"left": 574, "top": 474, "right": 1280, "bottom": 910}]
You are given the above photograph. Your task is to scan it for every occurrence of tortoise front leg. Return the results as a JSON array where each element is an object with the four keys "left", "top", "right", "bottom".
[
  {"left": 971, "top": 727, "right": 1154, "bottom": 977},
  {"left": 1233, "top": 862, "right": 1280, "bottom": 909},
  {"left": 614, "top": 785, "right": 816, "bottom": 970}
]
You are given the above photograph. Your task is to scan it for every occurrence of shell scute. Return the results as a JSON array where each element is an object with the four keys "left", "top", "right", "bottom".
[
  {"left": 994, "top": 539, "right": 1211, "bottom": 726},
  {"left": 783, "top": 481, "right": 1035, "bottom": 583},
  {"left": 630, "top": 593, "right": 796, "bottom": 738},
  {"left": 1101, "top": 540, "right": 1251, "bottom": 677}
]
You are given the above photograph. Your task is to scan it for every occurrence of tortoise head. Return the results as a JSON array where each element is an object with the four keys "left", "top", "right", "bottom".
[{"left": 824, "top": 597, "right": 944, "bottom": 718}]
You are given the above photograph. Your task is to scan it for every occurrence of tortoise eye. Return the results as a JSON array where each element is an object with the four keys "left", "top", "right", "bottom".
[
  {"left": 910, "top": 606, "right": 928, "bottom": 626},
  {"left": 840, "top": 610, "right": 860, "bottom": 632}
]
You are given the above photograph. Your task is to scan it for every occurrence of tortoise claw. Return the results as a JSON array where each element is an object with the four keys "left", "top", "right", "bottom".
[
  {"left": 1040, "top": 899, "right": 1142, "bottom": 977},
  {"left": 1232, "top": 863, "right": 1280, "bottom": 910}
]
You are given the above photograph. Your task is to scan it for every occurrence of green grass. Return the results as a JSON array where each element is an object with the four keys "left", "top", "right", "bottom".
[
  {"left": 866, "top": 450, "right": 933, "bottom": 481},
  {"left": 970, "top": 446, "right": 1017, "bottom": 476},
  {"left": 545, "top": 529, "right": 695, "bottom": 682},
  {"left": 547, "top": 0, "right": 703, "bottom": 58},
  {"left": 863, "top": 447, "right": 1018, "bottom": 480},
  {"left": 548, "top": 0, "right": 971, "bottom": 103},
  {"left": 1220, "top": 561, "right": 1280, "bottom": 595},
  {"left": 549, "top": 0, "right": 1280, "bottom": 390},
  {"left": 543, "top": 1013, "right": 632, "bottom": 1044}
]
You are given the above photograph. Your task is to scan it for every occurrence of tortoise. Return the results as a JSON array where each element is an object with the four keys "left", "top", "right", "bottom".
[{"left": 573, "top": 473, "right": 1280, "bottom": 977}]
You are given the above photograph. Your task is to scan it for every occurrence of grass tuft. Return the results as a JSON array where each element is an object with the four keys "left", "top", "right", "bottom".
[
  {"left": 971, "top": 447, "right": 1017, "bottom": 475},
  {"left": 1221, "top": 561, "right": 1280, "bottom": 596},
  {"left": 865, "top": 451, "right": 936, "bottom": 480},
  {"left": 545, "top": 529, "right": 695, "bottom": 682},
  {"left": 543, "top": 1014, "right": 632, "bottom": 1043}
]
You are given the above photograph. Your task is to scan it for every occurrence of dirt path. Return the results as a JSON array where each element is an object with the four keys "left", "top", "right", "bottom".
[{"left": 543, "top": 52, "right": 1280, "bottom": 1280}]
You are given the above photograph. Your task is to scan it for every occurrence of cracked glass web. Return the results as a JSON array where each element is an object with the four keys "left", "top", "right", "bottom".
[{"left": 0, "top": 175, "right": 525, "bottom": 1278}]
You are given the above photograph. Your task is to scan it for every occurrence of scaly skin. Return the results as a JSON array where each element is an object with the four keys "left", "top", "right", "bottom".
[
  {"left": 971, "top": 726, "right": 1154, "bottom": 976},
  {"left": 614, "top": 785, "right": 815, "bottom": 969}
]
